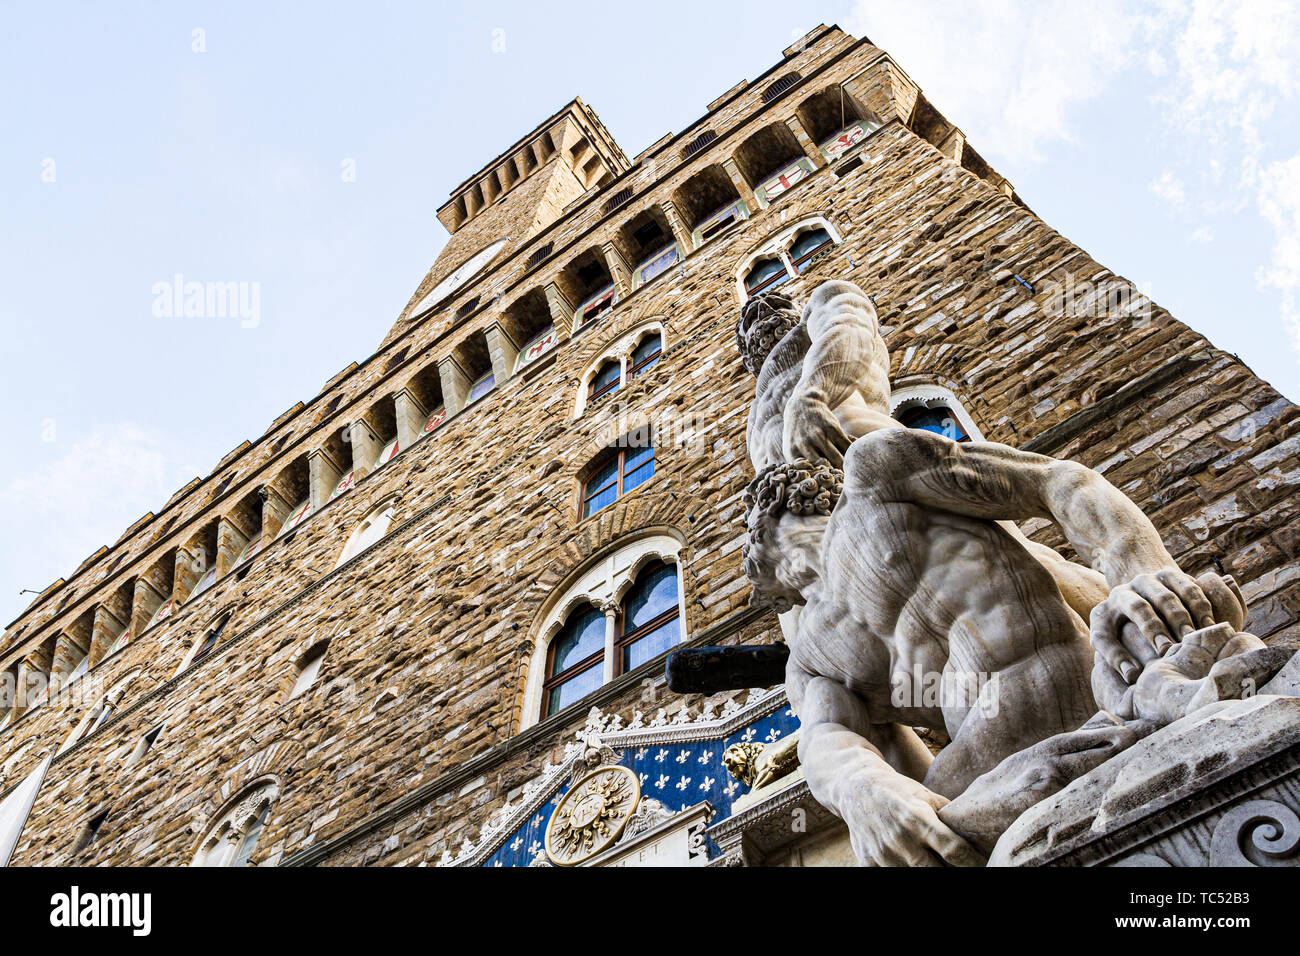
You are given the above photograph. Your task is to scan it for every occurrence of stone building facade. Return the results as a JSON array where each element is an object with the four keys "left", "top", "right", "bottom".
[{"left": 1, "top": 23, "right": 1297, "bottom": 867}]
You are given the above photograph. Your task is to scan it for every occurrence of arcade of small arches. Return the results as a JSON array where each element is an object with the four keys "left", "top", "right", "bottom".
[{"left": 1, "top": 80, "right": 891, "bottom": 742}]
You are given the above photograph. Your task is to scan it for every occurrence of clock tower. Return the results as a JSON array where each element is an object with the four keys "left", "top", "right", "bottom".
[{"left": 381, "top": 98, "right": 630, "bottom": 348}]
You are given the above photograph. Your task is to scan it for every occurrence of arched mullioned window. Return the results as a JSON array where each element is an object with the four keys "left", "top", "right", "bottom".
[
  {"left": 523, "top": 535, "right": 687, "bottom": 727},
  {"left": 575, "top": 322, "right": 668, "bottom": 417},
  {"left": 616, "top": 561, "right": 681, "bottom": 673},
  {"left": 542, "top": 605, "right": 607, "bottom": 717},
  {"left": 735, "top": 215, "right": 842, "bottom": 302},
  {"left": 889, "top": 385, "right": 984, "bottom": 443},
  {"left": 335, "top": 500, "right": 397, "bottom": 568},
  {"left": 59, "top": 670, "right": 140, "bottom": 753},
  {"left": 191, "top": 781, "right": 278, "bottom": 867}
]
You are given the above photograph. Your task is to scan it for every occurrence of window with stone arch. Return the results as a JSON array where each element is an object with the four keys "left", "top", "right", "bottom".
[
  {"left": 522, "top": 534, "right": 688, "bottom": 728},
  {"left": 734, "top": 215, "right": 842, "bottom": 303},
  {"left": 191, "top": 780, "right": 277, "bottom": 867},
  {"left": 59, "top": 669, "right": 140, "bottom": 753},
  {"left": 580, "top": 433, "right": 655, "bottom": 519},
  {"left": 575, "top": 321, "right": 667, "bottom": 417},
  {"left": 889, "top": 384, "right": 984, "bottom": 443},
  {"left": 335, "top": 498, "right": 397, "bottom": 568}
]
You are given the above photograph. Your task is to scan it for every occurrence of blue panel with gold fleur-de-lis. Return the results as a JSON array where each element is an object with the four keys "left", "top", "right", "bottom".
[{"left": 482, "top": 704, "right": 800, "bottom": 867}]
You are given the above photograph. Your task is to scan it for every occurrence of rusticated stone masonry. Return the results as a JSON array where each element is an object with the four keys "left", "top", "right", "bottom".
[{"left": 1, "top": 23, "right": 1295, "bottom": 867}]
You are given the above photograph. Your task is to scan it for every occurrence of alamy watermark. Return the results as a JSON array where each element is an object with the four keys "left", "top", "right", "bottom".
[
  {"left": 1040, "top": 272, "right": 1155, "bottom": 324},
  {"left": 152, "top": 274, "right": 260, "bottom": 328}
]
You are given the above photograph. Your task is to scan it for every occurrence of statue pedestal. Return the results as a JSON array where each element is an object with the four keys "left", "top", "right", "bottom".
[
  {"left": 707, "top": 771, "right": 853, "bottom": 866},
  {"left": 991, "top": 695, "right": 1300, "bottom": 867}
]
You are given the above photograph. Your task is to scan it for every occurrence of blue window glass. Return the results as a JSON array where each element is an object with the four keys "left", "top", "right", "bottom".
[
  {"left": 589, "top": 360, "right": 622, "bottom": 403},
  {"left": 745, "top": 258, "right": 790, "bottom": 295},
  {"left": 582, "top": 440, "right": 655, "bottom": 518},
  {"left": 622, "top": 444, "right": 655, "bottom": 493},
  {"left": 619, "top": 562, "right": 681, "bottom": 673},
  {"left": 623, "top": 562, "right": 677, "bottom": 630},
  {"left": 630, "top": 334, "right": 662, "bottom": 376},
  {"left": 623, "top": 618, "right": 680, "bottom": 672},
  {"left": 550, "top": 607, "right": 605, "bottom": 673},
  {"left": 545, "top": 606, "right": 607, "bottom": 716},
  {"left": 232, "top": 805, "right": 269, "bottom": 867},
  {"left": 790, "top": 228, "right": 832, "bottom": 272},
  {"left": 899, "top": 405, "right": 968, "bottom": 441},
  {"left": 546, "top": 664, "right": 604, "bottom": 717}
]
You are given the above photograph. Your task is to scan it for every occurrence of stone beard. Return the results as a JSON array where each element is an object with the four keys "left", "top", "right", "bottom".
[{"left": 735, "top": 292, "right": 803, "bottom": 377}]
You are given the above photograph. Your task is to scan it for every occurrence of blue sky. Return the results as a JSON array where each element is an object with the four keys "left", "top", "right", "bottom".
[{"left": 3, "top": 0, "right": 1300, "bottom": 630}]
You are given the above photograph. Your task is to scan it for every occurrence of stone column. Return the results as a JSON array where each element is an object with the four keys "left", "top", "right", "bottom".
[
  {"left": 785, "top": 116, "right": 828, "bottom": 169},
  {"left": 217, "top": 514, "right": 251, "bottom": 578},
  {"left": 601, "top": 600, "right": 619, "bottom": 684},
  {"left": 260, "top": 484, "right": 293, "bottom": 541},
  {"left": 658, "top": 199, "right": 695, "bottom": 253},
  {"left": 601, "top": 242, "right": 633, "bottom": 299},
  {"left": 348, "top": 418, "right": 383, "bottom": 479},
  {"left": 721, "top": 158, "right": 760, "bottom": 213},
  {"left": 88, "top": 605, "right": 127, "bottom": 667},
  {"left": 308, "top": 446, "right": 345, "bottom": 511},
  {"left": 392, "top": 386, "right": 430, "bottom": 451},
  {"left": 437, "top": 356, "right": 472, "bottom": 417}
]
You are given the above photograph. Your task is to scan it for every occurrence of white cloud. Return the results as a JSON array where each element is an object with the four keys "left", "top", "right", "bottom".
[
  {"left": 1151, "top": 170, "right": 1188, "bottom": 207},
  {"left": 1256, "top": 154, "right": 1300, "bottom": 351},
  {"left": 848, "top": 0, "right": 1150, "bottom": 160},
  {"left": 850, "top": 0, "right": 1300, "bottom": 373},
  {"left": 0, "top": 423, "right": 203, "bottom": 627}
]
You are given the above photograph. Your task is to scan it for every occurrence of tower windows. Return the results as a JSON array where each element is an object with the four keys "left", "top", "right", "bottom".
[
  {"left": 289, "top": 641, "right": 329, "bottom": 699},
  {"left": 72, "top": 810, "right": 109, "bottom": 855},
  {"left": 575, "top": 323, "right": 667, "bottom": 416},
  {"left": 588, "top": 359, "right": 622, "bottom": 405},
  {"left": 789, "top": 227, "right": 833, "bottom": 272},
  {"left": 542, "top": 605, "right": 606, "bottom": 717},
  {"left": 617, "top": 561, "right": 681, "bottom": 672},
  {"left": 629, "top": 332, "right": 662, "bottom": 378},
  {"left": 192, "top": 782, "right": 277, "bottom": 867},
  {"left": 532, "top": 547, "right": 686, "bottom": 723},
  {"left": 176, "top": 613, "right": 231, "bottom": 675},
  {"left": 336, "top": 500, "right": 397, "bottom": 568},
  {"left": 735, "top": 216, "right": 842, "bottom": 302},
  {"left": 582, "top": 437, "right": 654, "bottom": 519},
  {"left": 744, "top": 257, "right": 791, "bottom": 296},
  {"left": 125, "top": 725, "right": 163, "bottom": 767},
  {"left": 230, "top": 805, "right": 269, "bottom": 868}
]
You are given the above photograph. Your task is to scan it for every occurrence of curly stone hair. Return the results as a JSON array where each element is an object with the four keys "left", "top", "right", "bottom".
[
  {"left": 741, "top": 459, "right": 842, "bottom": 613},
  {"left": 735, "top": 291, "right": 802, "bottom": 377},
  {"left": 743, "top": 458, "right": 844, "bottom": 524}
]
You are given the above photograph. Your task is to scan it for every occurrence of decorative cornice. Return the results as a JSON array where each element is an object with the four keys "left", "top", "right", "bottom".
[{"left": 278, "top": 603, "right": 775, "bottom": 867}]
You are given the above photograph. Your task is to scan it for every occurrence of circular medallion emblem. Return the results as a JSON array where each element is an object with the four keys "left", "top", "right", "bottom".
[{"left": 544, "top": 764, "right": 640, "bottom": 866}]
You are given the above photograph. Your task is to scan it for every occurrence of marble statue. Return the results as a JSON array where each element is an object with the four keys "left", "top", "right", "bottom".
[{"left": 736, "top": 280, "right": 1291, "bottom": 866}]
